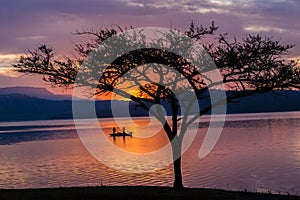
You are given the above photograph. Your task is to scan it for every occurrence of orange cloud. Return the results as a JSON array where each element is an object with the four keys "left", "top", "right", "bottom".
[
  {"left": 0, "top": 54, "right": 24, "bottom": 77},
  {"left": 289, "top": 56, "right": 300, "bottom": 67}
]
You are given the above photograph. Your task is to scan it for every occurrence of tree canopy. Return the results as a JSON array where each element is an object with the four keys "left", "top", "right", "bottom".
[{"left": 13, "top": 21, "right": 300, "bottom": 188}]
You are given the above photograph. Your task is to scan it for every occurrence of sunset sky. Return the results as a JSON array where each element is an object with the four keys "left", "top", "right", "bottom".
[{"left": 0, "top": 0, "right": 299, "bottom": 95}]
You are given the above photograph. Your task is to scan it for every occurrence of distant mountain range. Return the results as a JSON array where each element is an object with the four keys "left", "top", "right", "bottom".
[
  {"left": 0, "top": 86, "right": 72, "bottom": 100},
  {"left": 0, "top": 87, "right": 148, "bottom": 121},
  {"left": 0, "top": 86, "right": 300, "bottom": 122}
]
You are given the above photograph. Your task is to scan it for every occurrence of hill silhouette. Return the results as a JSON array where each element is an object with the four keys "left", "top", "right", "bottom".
[
  {"left": 0, "top": 87, "right": 300, "bottom": 122},
  {"left": 0, "top": 86, "right": 72, "bottom": 100}
]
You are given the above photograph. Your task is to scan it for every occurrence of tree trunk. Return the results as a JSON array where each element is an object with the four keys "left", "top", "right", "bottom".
[
  {"left": 173, "top": 155, "right": 184, "bottom": 189},
  {"left": 171, "top": 138, "right": 184, "bottom": 189}
]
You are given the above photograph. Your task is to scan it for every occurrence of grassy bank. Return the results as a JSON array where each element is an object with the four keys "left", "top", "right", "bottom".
[{"left": 0, "top": 186, "right": 300, "bottom": 200}]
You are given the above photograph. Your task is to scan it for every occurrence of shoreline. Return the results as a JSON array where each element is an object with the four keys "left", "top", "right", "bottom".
[{"left": 0, "top": 186, "right": 299, "bottom": 200}]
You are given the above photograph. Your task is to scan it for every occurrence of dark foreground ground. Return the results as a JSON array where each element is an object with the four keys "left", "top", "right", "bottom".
[{"left": 0, "top": 186, "right": 300, "bottom": 200}]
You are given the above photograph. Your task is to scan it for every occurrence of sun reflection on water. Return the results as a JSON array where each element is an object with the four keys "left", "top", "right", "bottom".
[{"left": 99, "top": 118, "right": 169, "bottom": 153}]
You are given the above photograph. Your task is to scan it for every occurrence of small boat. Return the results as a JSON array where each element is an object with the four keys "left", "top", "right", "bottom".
[{"left": 109, "top": 132, "right": 132, "bottom": 137}]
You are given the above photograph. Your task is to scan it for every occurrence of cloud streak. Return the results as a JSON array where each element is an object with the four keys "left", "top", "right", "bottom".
[
  {"left": 0, "top": 54, "right": 23, "bottom": 77},
  {"left": 16, "top": 35, "right": 48, "bottom": 41},
  {"left": 243, "top": 25, "right": 286, "bottom": 33}
]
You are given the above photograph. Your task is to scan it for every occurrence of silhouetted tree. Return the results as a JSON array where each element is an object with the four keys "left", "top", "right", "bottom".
[{"left": 13, "top": 21, "right": 300, "bottom": 188}]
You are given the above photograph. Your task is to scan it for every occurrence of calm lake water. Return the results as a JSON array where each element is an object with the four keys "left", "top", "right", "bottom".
[{"left": 0, "top": 112, "right": 300, "bottom": 195}]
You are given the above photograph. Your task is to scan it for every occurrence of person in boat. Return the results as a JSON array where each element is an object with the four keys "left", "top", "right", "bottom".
[
  {"left": 122, "top": 127, "right": 125, "bottom": 134},
  {"left": 112, "top": 127, "right": 116, "bottom": 135}
]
